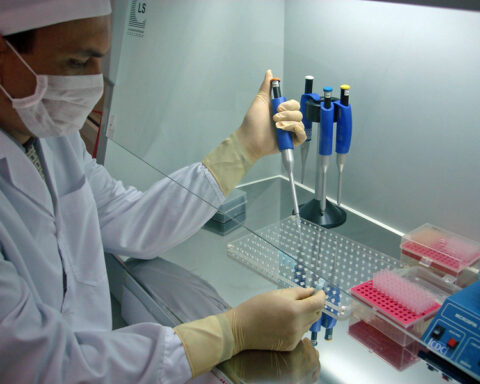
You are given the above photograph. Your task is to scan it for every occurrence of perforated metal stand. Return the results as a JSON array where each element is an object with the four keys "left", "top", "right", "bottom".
[{"left": 299, "top": 198, "right": 346, "bottom": 228}]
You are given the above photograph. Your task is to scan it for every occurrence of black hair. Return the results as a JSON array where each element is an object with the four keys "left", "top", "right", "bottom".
[{"left": 4, "top": 30, "right": 36, "bottom": 53}]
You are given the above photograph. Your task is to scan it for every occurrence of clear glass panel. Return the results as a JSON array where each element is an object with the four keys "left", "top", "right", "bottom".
[
  {"left": 109, "top": 140, "right": 479, "bottom": 382},
  {"left": 103, "top": 1, "right": 480, "bottom": 382},
  {"left": 106, "top": 0, "right": 284, "bottom": 192}
]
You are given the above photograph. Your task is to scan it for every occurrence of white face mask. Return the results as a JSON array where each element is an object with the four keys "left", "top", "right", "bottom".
[{"left": 0, "top": 40, "right": 104, "bottom": 138}]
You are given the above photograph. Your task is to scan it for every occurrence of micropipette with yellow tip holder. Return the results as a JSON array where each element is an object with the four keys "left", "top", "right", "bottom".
[{"left": 334, "top": 84, "right": 352, "bottom": 206}]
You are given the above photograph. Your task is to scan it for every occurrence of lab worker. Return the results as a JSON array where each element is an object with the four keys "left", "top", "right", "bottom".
[{"left": 0, "top": 1, "right": 325, "bottom": 383}]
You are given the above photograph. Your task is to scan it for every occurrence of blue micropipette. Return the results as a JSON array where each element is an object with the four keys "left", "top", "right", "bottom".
[
  {"left": 316, "top": 86, "right": 334, "bottom": 214},
  {"left": 271, "top": 78, "right": 300, "bottom": 216},
  {"left": 334, "top": 85, "right": 352, "bottom": 206},
  {"left": 300, "top": 76, "right": 314, "bottom": 184}
]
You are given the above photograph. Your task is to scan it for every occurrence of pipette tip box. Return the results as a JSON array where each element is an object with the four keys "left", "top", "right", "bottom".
[
  {"left": 204, "top": 189, "right": 247, "bottom": 236},
  {"left": 351, "top": 279, "right": 440, "bottom": 328},
  {"left": 350, "top": 267, "right": 459, "bottom": 346},
  {"left": 400, "top": 224, "right": 480, "bottom": 276}
]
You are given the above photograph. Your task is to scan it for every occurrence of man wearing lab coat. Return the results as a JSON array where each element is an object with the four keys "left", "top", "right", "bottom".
[{"left": 0, "top": 1, "right": 325, "bottom": 383}]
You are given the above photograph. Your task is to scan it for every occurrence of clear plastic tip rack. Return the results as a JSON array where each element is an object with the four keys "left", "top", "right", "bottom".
[{"left": 227, "top": 216, "right": 404, "bottom": 319}]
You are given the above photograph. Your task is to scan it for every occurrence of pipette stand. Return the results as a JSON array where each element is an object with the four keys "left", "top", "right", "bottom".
[
  {"left": 299, "top": 96, "right": 347, "bottom": 228},
  {"left": 300, "top": 198, "right": 346, "bottom": 229}
]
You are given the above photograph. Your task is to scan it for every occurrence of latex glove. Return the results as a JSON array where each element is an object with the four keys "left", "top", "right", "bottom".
[
  {"left": 173, "top": 287, "right": 325, "bottom": 378},
  {"left": 203, "top": 70, "right": 305, "bottom": 196},
  {"left": 235, "top": 69, "right": 306, "bottom": 162},
  {"left": 226, "top": 287, "right": 325, "bottom": 354},
  {"left": 174, "top": 313, "right": 234, "bottom": 378},
  {"left": 202, "top": 131, "right": 254, "bottom": 197}
]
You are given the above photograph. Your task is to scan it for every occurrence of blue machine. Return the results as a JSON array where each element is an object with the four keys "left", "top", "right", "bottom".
[{"left": 422, "top": 281, "right": 480, "bottom": 381}]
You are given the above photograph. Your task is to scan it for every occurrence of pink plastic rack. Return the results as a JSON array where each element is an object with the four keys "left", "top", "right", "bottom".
[
  {"left": 401, "top": 241, "right": 480, "bottom": 276},
  {"left": 350, "top": 280, "right": 441, "bottom": 327}
]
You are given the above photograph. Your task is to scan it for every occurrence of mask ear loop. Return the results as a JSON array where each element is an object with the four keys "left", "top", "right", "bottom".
[{"left": 0, "top": 40, "right": 38, "bottom": 101}]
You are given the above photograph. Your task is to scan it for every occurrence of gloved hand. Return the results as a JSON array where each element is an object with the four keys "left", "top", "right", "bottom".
[
  {"left": 174, "top": 287, "right": 325, "bottom": 378},
  {"left": 225, "top": 287, "right": 325, "bottom": 354},
  {"left": 203, "top": 70, "right": 306, "bottom": 196},
  {"left": 234, "top": 69, "right": 306, "bottom": 162}
]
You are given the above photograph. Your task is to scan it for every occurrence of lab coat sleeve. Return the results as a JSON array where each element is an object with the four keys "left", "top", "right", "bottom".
[
  {"left": 78, "top": 138, "right": 225, "bottom": 258},
  {"left": 0, "top": 251, "right": 192, "bottom": 384}
]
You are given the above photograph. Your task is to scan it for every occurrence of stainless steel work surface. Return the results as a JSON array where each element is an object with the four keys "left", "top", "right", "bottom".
[{"left": 142, "top": 178, "right": 448, "bottom": 383}]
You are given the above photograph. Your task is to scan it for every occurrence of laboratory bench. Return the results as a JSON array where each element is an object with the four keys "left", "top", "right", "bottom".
[{"left": 107, "top": 177, "right": 477, "bottom": 384}]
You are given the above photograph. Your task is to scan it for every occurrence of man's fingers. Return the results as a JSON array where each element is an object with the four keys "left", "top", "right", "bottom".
[
  {"left": 299, "top": 290, "right": 326, "bottom": 312},
  {"left": 302, "top": 306, "right": 323, "bottom": 330},
  {"left": 275, "top": 122, "right": 307, "bottom": 145},
  {"left": 273, "top": 110, "right": 303, "bottom": 122},
  {"left": 258, "top": 69, "right": 273, "bottom": 98},
  {"left": 277, "top": 99, "right": 300, "bottom": 112},
  {"left": 304, "top": 311, "right": 322, "bottom": 329},
  {"left": 281, "top": 286, "right": 315, "bottom": 300}
]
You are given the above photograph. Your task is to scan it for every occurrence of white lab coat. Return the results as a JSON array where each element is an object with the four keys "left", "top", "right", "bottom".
[{"left": 0, "top": 129, "right": 225, "bottom": 384}]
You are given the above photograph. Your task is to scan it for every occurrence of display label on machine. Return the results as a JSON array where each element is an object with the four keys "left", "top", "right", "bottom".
[
  {"left": 454, "top": 313, "right": 478, "bottom": 329},
  {"left": 443, "top": 303, "right": 480, "bottom": 332},
  {"left": 428, "top": 339, "right": 448, "bottom": 355}
]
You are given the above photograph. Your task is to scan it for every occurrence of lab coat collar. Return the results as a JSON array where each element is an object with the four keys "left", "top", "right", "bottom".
[{"left": 0, "top": 130, "right": 54, "bottom": 214}]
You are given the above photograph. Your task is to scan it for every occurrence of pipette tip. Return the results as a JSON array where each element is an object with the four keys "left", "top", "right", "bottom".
[
  {"left": 337, "top": 171, "right": 343, "bottom": 206},
  {"left": 324, "top": 328, "right": 333, "bottom": 341},
  {"left": 336, "top": 154, "right": 346, "bottom": 206}
]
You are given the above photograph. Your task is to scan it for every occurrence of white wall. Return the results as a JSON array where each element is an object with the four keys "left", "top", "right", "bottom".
[
  {"left": 104, "top": 0, "right": 480, "bottom": 241},
  {"left": 284, "top": 0, "right": 480, "bottom": 239},
  {"left": 104, "top": 0, "right": 285, "bottom": 189}
]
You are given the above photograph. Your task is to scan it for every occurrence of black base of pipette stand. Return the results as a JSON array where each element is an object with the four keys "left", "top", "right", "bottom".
[{"left": 298, "top": 199, "right": 346, "bottom": 229}]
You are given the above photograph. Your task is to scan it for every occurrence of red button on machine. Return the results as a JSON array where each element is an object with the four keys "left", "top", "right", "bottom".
[{"left": 447, "top": 338, "right": 458, "bottom": 349}]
